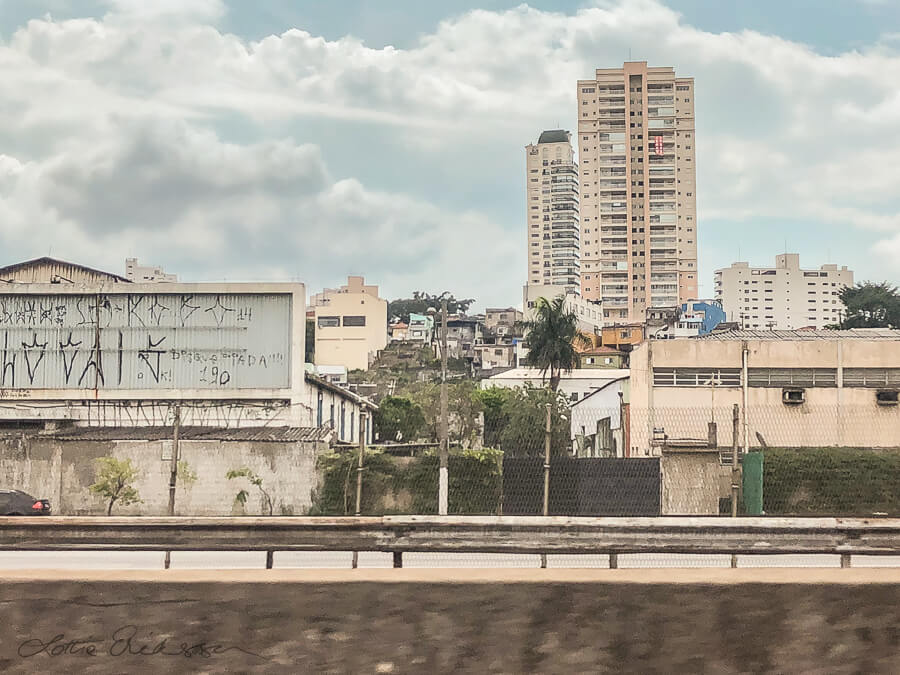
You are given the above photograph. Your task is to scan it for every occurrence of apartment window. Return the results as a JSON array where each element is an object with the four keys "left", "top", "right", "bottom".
[
  {"left": 342, "top": 316, "right": 366, "bottom": 327},
  {"left": 653, "top": 368, "right": 742, "bottom": 387},
  {"left": 316, "top": 392, "right": 323, "bottom": 427},
  {"left": 317, "top": 316, "right": 340, "bottom": 328}
]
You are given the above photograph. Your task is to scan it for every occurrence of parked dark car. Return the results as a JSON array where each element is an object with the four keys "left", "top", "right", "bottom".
[{"left": 0, "top": 490, "right": 51, "bottom": 515}]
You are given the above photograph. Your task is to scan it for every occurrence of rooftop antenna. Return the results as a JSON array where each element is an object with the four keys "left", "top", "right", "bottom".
[{"left": 628, "top": 47, "right": 632, "bottom": 61}]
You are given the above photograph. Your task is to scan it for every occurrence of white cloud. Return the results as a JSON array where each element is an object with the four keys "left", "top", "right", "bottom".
[
  {"left": 1, "top": 0, "right": 900, "bottom": 300},
  {"left": 0, "top": 118, "right": 517, "bottom": 300}
]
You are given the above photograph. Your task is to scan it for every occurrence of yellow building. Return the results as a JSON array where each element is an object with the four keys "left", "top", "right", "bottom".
[{"left": 311, "top": 276, "right": 387, "bottom": 372}]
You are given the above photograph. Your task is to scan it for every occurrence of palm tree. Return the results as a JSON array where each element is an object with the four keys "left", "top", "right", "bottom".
[{"left": 520, "top": 296, "right": 591, "bottom": 392}]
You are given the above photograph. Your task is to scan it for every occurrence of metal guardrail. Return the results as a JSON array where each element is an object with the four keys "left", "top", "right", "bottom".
[{"left": 1, "top": 516, "right": 899, "bottom": 568}]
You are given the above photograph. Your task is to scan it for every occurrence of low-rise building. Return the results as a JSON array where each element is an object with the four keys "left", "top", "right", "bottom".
[
  {"left": 579, "top": 346, "right": 627, "bottom": 369},
  {"left": 389, "top": 322, "right": 409, "bottom": 341},
  {"left": 629, "top": 329, "right": 900, "bottom": 455},
  {"left": 305, "top": 373, "right": 377, "bottom": 444},
  {"left": 482, "top": 367, "right": 630, "bottom": 405},
  {"left": 407, "top": 313, "right": 434, "bottom": 343},
  {"left": 570, "top": 376, "right": 629, "bottom": 457},
  {"left": 601, "top": 323, "right": 645, "bottom": 351},
  {"left": 0, "top": 256, "right": 130, "bottom": 284},
  {"left": 444, "top": 316, "right": 483, "bottom": 361},
  {"left": 475, "top": 343, "right": 516, "bottom": 370},
  {"left": 485, "top": 307, "right": 523, "bottom": 337},
  {"left": 305, "top": 364, "right": 348, "bottom": 386},
  {"left": 311, "top": 276, "right": 388, "bottom": 371}
]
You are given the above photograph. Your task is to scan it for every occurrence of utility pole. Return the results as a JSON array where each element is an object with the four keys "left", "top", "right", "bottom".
[
  {"left": 352, "top": 411, "right": 367, "bottom": 569},
  {"left": 164, "top": 404, "right": 181, "bottom": 570},
  {"left": 540, "top": 402, "right": 552, "bottom": 569},
  {"left": 731, "top": 403, "right": 740, "bottom": 569},
  {"left": 439, "top": 298, "right": 449, "bottom": 516}
]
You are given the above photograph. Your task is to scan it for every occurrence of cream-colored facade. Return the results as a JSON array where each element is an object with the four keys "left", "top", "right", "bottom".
[
  {"left": 629, "top": 330, "right": 900, "bottom": 455},
  {"left": 125, "top": 258, "right": 177, "bottom": 283},
  {"left": 311, "top": 276, "right": 388, "bottom": 372},
  {"left": 525, "top": 130, "right": 580, "bottom": 293},
  {"left": 577, "top": 62, "right": 698, "bottom": 323},
  {"left": 714, "top": 254, "right": 853, "bottom": 330}
]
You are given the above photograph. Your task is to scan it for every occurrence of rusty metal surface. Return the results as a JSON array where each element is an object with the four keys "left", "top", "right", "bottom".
[{"left": 0, "top": 516, "right": 898, "bottom": 555}]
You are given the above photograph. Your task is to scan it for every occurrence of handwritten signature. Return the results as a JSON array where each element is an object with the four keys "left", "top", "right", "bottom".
[{"left": 18, "top": 625, "right": 265, "bottom": 660}]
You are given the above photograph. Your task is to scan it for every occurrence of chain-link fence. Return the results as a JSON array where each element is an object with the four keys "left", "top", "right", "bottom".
[{"left": 312, "top": 403, "right": 900, "bottom": 519}]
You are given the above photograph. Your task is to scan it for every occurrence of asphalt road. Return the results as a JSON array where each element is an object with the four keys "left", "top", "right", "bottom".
[{"left": 0, "top": 551, "right": 898, "bottom": 570}]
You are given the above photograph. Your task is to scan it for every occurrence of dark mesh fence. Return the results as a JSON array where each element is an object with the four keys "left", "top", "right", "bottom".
[{"left": 311, "top": 404, "right": 900, "bottom": 519}]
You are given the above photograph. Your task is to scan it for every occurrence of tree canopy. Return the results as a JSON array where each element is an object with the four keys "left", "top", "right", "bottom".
[
  {"left": 497, "top": 385, "right": 571, "bottom": 458},
  {"left": 388, "top": 292, "right": 475, "bottom": 323},
  {"left": 520, "top": 296, "right": 591, "bottom": 391},
  {"left": 838, "top": 282, "right": 900, "bottom": 329},
  {"left": 374, "top": 396, "right": 427, "bottom": 442}
]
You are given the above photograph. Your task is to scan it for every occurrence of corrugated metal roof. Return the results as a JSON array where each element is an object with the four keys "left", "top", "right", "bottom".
[
  {"left": 47, "top": 426, "right": 332, "bottom": 442},
  {"left": 0, "top": 256, "right": 131, "bottom": 283},
  {"left": 697, "top": 329, "right": 900, "bottom": 341}
]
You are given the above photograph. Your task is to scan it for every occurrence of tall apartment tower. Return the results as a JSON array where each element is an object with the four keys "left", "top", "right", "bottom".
[
  {"left": 525, "top": 130, "right": 580, "bottom": 293},
  {"left": 577, "top": 62, "right": 698, "bottom": 322}
]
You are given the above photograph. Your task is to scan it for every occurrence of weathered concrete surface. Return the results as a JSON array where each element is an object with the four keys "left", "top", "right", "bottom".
[
  {"left": 0, "top": 436, "right": 326, "bottom": 515},
  {"left": 0, "top": 569, "right": 897, "bottom": 673}
]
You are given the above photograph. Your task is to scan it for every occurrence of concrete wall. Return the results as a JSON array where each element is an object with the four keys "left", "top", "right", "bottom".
[
  {"left": 630, "top": 338, "right": 900, "bottom": 453},
  {"left": 661, "top": 450, "right": 721, "bottom": 514},
  {"left": 0, "top": 570, "right": 896, "bottom": 673},
  {"left": 0, "top": 436, "right": 326, "bottom": 515}
]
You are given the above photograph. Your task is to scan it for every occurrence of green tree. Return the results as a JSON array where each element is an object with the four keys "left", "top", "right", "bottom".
[
  {"left": 499, "top": 385, "right": 571, "bottom": 458},
  {"left": 520, "top": 296, "right": 591, "bottom": 391},
  {"left": 838, "top": 282, "right": 900, "bottom": 329},
  {"left": 388, "top": 292, "right": 475, "bottom": 323},
  {"left": 475, "top": 386, "right": 512, "bottom": 447},
  {"left": 409, "top": 380, "right": 484, "bottom": 446},
  {"left": 89, "top": 457, "right": 142, "bottom": 515},
  {"left": 374, "top": 396, "right": 426, "bottom": 442},
  {"left": 226, "top": 467, "right": 274, "bottom": 515}
]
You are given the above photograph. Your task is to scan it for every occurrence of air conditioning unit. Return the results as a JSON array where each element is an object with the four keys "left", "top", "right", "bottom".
[
  {"left": 782, "top": 389, "right": 805, "bottom": 405},
  {"left": 876, "top": 390, "right": 899, "bottom": 407}
]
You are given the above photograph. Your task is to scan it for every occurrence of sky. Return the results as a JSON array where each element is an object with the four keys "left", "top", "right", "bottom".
[{"left": 2, "top": 0, "right": 900, "bottom": 308}]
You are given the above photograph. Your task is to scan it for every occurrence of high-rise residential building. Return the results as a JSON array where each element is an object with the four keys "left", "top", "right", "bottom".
[
  {"left": 125, "top": 258, "right": 177, "bottom": 282},
  {"left": 714, "top": 254, "right": 853, "bottom": 330},
  {"left": 525, "top": 130, "right": 580, "bottom": 293},
  {"left": 577, "top": 62, "right": 698, "bottom": 322}
]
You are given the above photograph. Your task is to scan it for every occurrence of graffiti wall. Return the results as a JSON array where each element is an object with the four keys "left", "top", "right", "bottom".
[{"left": 0, "top": 293, "right": 291, "bottom": 391}]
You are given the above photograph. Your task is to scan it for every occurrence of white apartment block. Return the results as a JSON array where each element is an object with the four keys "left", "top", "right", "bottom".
[
  {"left": 577, "top": 62, "right": 698, "bottom": 323},
  {"left": 125, "top": 258, "right": 177, "bottom": 283},
  {"left": 714, "top": 254, "right": 853, "bottom": 329},
  {"left": 523, "top": 284, "right": 602, "bottom": 334},
  {"left": 525, "top": 130, "right": 580, "bottom": 293}
]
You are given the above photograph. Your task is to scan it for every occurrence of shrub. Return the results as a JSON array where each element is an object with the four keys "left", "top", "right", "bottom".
[{"left": 763, "top": 447, "right": 900, "bottom": 516}]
